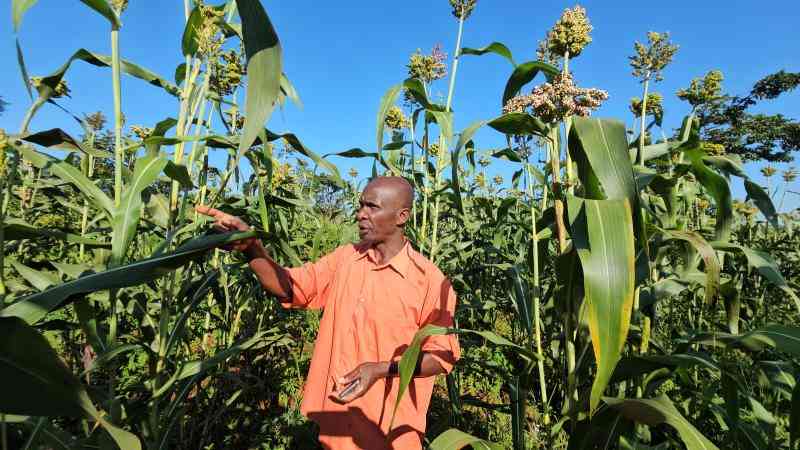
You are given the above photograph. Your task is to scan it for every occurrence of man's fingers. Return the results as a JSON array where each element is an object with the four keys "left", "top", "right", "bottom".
[
  {"left": 338, "top": 368, "right": 360, "bottom": 385},
  {"left": 336, "top": 379, "right": 363, "bottom": 403},
  {"left": 195, "top": 205, "right": 224, "bottom": 218}
]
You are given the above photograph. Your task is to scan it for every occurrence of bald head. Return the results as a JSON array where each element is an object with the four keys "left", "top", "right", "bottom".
[{"left": 364, "top": 176, "right": 414, "bottom": 210}]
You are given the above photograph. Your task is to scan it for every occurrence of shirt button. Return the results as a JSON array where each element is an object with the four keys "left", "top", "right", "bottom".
[{"left": 359, "top": 297, "right": 365, "bottom": 303}]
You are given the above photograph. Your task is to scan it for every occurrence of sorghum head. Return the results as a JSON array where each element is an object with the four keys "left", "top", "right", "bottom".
[
  {"left": 629, "top": 31, "right": 679, "bottom": 82},
  {"left": 629, "top": 92, "right": 663, "bottom": 119},
  {"left": 761, "top": 166, "right": 777, "bottom": 178},
  {"left": 407, "top": 45, "right": 447, "bottom": 84},
  {"left": 545, "top": 6, "right": 593, "bottom": 58},
  {"left": 677, "top": 70, "right": 724, "bottom": 107},
  {"left": 449, "top": 0, "right": 477, "bottom": 20},
  {"left": 384, "top": 106, "right": 410, "bottom": 130},
  {"left": 503, "top": 73, "right": 608, "bottom": 123}
]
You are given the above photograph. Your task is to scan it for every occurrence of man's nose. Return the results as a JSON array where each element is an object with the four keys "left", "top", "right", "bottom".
[{"left": 355, "top": 207, "right": 367, "bottom": 221}]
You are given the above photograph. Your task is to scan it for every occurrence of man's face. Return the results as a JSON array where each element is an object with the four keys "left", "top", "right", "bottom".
[{"left": 355, "top": 183, "right": 404, "bottom": 243}]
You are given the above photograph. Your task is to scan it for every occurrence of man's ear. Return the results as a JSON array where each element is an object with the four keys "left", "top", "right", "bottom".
[{"left": 396, "top": 207, "right": 410, "bottom": 226}]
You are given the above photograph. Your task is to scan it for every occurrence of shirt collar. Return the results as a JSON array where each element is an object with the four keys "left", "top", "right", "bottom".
[{"left": 354, "top": 240, "right": 426, "bottom": 279}]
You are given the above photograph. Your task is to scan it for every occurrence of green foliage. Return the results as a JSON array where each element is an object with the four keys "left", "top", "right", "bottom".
[{"left": 1, "top": 2, "right": 799, "bottom": 450}]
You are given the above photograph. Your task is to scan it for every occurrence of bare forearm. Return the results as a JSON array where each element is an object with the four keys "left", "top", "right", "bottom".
[
  {"left": 246, "top": 242, "right": 293, "bottom": 299},
  {"left": 377, "top": 353, "right": 446, "bottom": 379}
]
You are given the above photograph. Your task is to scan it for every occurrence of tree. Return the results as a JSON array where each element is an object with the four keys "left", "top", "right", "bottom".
[{"left": 678, "top": 70, "right": 800, "bottom": 162}]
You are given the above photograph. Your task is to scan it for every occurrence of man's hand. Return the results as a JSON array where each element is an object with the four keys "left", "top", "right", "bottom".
[
  {"left": 330, "top": 362, "right": 390, "bottom": 404},
  {"left": 195, "top": 205, "right": 256, "bottom": 253}
]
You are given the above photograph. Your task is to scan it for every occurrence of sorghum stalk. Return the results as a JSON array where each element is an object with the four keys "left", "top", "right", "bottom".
[
  {"left": 111, "top": 27, "right": 124, "bottom": 207},
  {"left": 430, "top": 5, "right": 466, "bottom": 262},
  {"left": 420, "top": 123, "right": 430, "bottom": 253},
  {"left": 548, "top": 125, "right": 577, "bottom": 415},
  {"left": 526, "top": 161, "right": 549, "bottom": 425},
  {"left": 410, "top": 113, "right": 418, "bottom": 229},
  {"left": 186, "top": 78, "right": 211, "bottom": 178},
  {"left": 562, "top": 51, "right": 575, "bottom": 194},
  {"left": 636, "top": 74, "right": 650, "bottom": 165},
  {"left": 170, "top": 58, "right": 202, "bottom": 215}
]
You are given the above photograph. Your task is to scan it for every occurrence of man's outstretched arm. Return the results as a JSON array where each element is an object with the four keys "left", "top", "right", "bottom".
[{"left": 196, "top": 205, "right": 293, "bottom": 299}]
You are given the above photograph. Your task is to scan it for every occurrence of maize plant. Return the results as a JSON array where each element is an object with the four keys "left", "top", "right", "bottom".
[{"left": 1, "top": 1, "right": 799, "bottom": 450}]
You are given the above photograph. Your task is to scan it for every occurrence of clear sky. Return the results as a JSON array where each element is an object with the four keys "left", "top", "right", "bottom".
[{"left": 1, "top": 1, "right": 798, "bottom": 210}]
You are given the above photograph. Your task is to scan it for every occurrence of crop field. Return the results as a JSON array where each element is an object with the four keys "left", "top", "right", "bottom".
[{"left": 1, "top": 0, "right": 799, "bottom": 449}]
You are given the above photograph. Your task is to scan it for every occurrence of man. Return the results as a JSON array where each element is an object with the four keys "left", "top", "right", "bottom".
[{"left": 196, "top": 176, "right": 460, "bottom": 449}]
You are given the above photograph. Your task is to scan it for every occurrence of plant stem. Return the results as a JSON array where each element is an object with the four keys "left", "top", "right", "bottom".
[
  {"left": 431, "top": 10, "right": 466, "bottom": 262},
  {"left": 526, "top": 162, "right": 549, "bottom": 425},
  {"left": 637, "top": 76, "right": 650, "bottom": 165},
  {"left": 563, "top": 51, "right": 574, "bottom": 194},
  {"left": 111, "top": 27, "right": 123, "bottom": 207}
]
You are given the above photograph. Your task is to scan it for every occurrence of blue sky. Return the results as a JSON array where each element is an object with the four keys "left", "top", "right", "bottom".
[{"left": 1, "top": 0, "right": 799, "bottom": 210}]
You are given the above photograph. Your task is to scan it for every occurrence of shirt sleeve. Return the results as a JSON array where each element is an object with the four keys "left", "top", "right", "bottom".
[
  {"left": 281, "top": 245, "right": 348, "bottom": 310},
  {"left": 418, "top": 277, "right": 461, "bottom": 374}
]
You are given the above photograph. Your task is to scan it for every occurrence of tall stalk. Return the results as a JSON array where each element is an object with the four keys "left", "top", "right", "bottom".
[
  {"left": 548, "top": 125, "right": 576, "bottom": 417},
  {"left": 430, "top": 8, "right": 465, "bottom": 261},
  {"left": 111, "top": 28, "right": 124, "bottom": 207},
  {"left": 636, "top": 74, "right": 650, "bottom": 166},
  {"left": 525, "top": 161, "right": 548, "bottom": 425}
]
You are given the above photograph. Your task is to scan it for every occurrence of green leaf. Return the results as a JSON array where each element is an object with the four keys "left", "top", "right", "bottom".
[
  {"left": 16, "top": 144, "right": 114, "bottom": 217},
  {"left": 639, "top": 278, "right": 687, "bottom": 309},
  {"left": 660, "top": 229, "right": 721, "bottom": 304},
  {"left": 429, "top": 110, "right": 454, "bottom": 150},
  {"left": 3, "top": 219, "right": 110, "bottom": 248},
  {"left": 611, "top": 353, "right": 719, "bottom": 384},
  {"left": 235, "top": 0, "right": 283, "bottom": 156},
  {"left": 452, "top": 120, "right": 486, "bottom": 215},
  {"left": 19, "top": 128, "right": 111, "bottom": 158},
  {"left": 569, "top": 117, "right": 637, "bottom": 201},
  {"left": 0, "top": 231, "right": 263, "bottom": 325},
  {"left": 174, "top": 63, "right": 187, "bottom": 86},
  {"left": 181, "top": 5, "right": 204, "bottom": 56},
  {"left": 629, "top": 115, "right": 694, "bottom": 163},
  {"left": 32, "top": 49, "right": 179, "bottom": 113},
  {"left": 390, "top": 325, "right": 538, "bottom": 429},
  {"left": 278, "top": 72, "right": 302, "bottom": 108},
  {"left": 507, "top": 265, "right": 532, "bottom": 337},
  {"left": 685, "top": 135, "right": 732, "bottom": 241},
  {"left": 326, "top": 148, "right": 377, "bottom": 159},
  {"left": 78, "top": 0, "right": 120, "bottom": 28},
  {"left": 744, "top": 179, "right": 778, "bottom": 226},
  {"left": 112, "top": 154, "right": 168, "bottom": 264},
  {"left": 0, "top": 316, "right": 89, "bottom": 417},
  {"left": 12, "top": 0, "right": 39, "bottom": 32},
  {"left": 164, "top": 161, "right": 195, "bottom": 189},
  {"left": 710, "top": 242, "right": 799, "bottom": 312},
  {"left": 460, "top": 42, "right": 516, "bottom": 67},
  {"left": 16, "top": 38, "right": 33, "bottom": 100},
  {"left": 501, "top": 60, "right": 559, "bottom": 106},
  {"left": 376, "top": 84, "right": 403, "bottom": 155},
  {"left": 0, "top": 317, "right": 141, "bottom": 450},
  {"left": 8, "top": 258, "right": 60, "bottom": 291},
  {"left": 604, "top": 395, "right": 719, "bottom": 450},
  {"left": 402, "top": 78, "right": 433, "bottom": 109},
  {"left": 748, "top": 396, "right": 776, "bottom": 425},
  {"left": 487, "top": 112, "right": 548, "bottom": 136},
  {"left": 266, "top": 130, "right": 343, "bottom": 185},
  {"left": 164, "top": 271, "right": 220, "bottom": 357},
  {"left": 692, "top": 325, "right": 800, "bottom": 356},
  {"left": 567, "top": 195, "right": 636, "bottom": 413},
  {"left": 490, "top": 147, "right": 522, "bottom": 162},
  {"left": 429, "top": 428, "right": 504, "bottom": 450}
]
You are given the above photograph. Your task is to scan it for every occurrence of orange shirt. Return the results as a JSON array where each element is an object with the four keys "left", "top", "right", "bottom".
[{"left": 282, "top": 240, "right": 460, "bottom": 450}]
